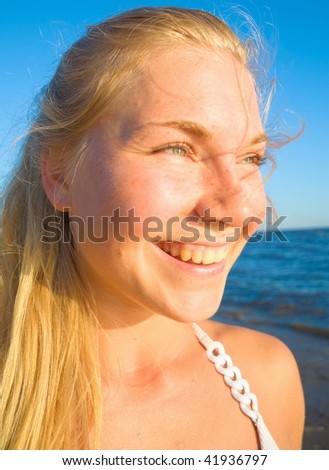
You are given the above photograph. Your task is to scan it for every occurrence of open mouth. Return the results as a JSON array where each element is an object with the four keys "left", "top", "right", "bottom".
[{"left": 157, "top": 241, "right": 228, "bottom": 265}]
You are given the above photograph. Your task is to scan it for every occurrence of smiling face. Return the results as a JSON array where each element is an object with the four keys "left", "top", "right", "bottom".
[{"left": 62, "top": 47, "right": 267, "bottom": 325}]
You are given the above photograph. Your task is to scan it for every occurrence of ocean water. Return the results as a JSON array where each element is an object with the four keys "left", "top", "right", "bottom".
[{"left": 216, "top": 227, "right": 329, "bottom": 336}]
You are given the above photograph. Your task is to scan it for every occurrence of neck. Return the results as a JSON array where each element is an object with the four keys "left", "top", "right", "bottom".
[{"left": 98, "top": 314, "right": 197, "bottom": 387}]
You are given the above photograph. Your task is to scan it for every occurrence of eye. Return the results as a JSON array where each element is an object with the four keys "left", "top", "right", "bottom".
[
  {"left": 239, "top": 154, "right": 267, "bottom": 166},
  {"left": 166, "top": 145, "right": 188, "bottom": 157},
  {"left": 153, "top": 142, "right": 195, "bottom": 159}
]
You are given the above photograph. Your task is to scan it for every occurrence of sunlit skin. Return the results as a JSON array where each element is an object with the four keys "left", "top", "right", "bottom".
[
  {"left": 43, "top": 48, "right": 304, "bottom": 449},
  {"left": 65, "top": 49, "right": 267, "bottom": 324}
]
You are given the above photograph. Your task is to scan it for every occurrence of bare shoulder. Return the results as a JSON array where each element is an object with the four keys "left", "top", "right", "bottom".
[
  {"left": 200, "top": 319, "right": 300, "bottom": 376},
  {"left": 199, "top": 320, "right": 305, "bottom": 449},
  {"left": 199, "top": 319, "right": 297, "bottom": 364}
]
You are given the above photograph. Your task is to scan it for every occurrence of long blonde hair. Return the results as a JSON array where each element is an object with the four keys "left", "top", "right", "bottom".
[{"left": 1, "top": 7, "right": 263, "bottom": 449}]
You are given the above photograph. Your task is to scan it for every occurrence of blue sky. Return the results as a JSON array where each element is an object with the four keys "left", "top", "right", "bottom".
[{"left": 1, "top": 0, "right": 328, "bottom": 229}]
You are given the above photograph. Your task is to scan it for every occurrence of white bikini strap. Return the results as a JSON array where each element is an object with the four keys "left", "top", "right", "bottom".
[{"left": 192, "top": 323, "right": 279, "bottom": 450}]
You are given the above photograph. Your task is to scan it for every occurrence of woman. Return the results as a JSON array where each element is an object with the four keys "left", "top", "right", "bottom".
[{"left": 1, "top": 7, "right": 304, "bottom": 450}]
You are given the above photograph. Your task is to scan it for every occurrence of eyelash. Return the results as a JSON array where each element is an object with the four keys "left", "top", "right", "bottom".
[{"left": 239, "top": 154, "right": 267, "bottom": 166}]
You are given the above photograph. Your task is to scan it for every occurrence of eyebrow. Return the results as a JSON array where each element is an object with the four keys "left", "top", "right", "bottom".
[
  {"left": 249, "top": 133, "right": 268, "bottom": 145},
  {"left": 140, "top": 120, "right": 212, "bottom": 139},
  {"left": 137, "top": 120, "right": 268, "bottom": 146}
]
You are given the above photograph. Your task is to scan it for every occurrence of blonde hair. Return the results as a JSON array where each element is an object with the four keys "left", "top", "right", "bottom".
[{"left": 1, "top": 7, "right": 264, "bottom": 449}]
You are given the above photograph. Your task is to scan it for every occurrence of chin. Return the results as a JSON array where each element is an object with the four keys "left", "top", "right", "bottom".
[{"left": 155, "top": 288, "right": 225, "bottom": 324}]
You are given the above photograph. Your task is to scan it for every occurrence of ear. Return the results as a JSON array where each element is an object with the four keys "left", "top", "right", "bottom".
[{"left": 41, "top": 148, "right": 71, "bottom": 212}]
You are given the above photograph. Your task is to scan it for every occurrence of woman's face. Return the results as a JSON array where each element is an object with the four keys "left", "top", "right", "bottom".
[{"left": 67, "top": 47, "right": 267, "bottom": 325}]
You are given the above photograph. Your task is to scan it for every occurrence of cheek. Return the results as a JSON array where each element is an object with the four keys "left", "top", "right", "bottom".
[
  {"left": 71, "top": 161, "right": 199, "bottom": 245},
  {"left": 111, "top": 162, "right": 198, "bottom": 219}
]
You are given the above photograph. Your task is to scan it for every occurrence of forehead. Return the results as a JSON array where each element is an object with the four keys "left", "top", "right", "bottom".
[
  {"left": 100, "top": 47, "right": 263, "bottom": 148},
  {"left": 144, "top": 47, "right": 251, "bottom": 95}
]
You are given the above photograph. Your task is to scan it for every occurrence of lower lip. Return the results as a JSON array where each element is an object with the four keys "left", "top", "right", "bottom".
[{"left": 152, "top": 244, "right": 227, "bottom": 277}]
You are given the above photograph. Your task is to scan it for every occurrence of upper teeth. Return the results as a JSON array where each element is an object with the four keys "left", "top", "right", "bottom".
[{"left": 160, "top": 242, "right": 227, "bottom": 265}]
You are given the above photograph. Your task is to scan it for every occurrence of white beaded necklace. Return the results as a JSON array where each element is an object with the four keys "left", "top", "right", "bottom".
[{"left": 192, "top": 323, "right": 279, "bottom": 450}]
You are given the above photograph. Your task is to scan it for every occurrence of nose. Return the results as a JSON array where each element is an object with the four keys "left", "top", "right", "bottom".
[{"left": 195, "top": 158, "right": 265, "bottom": 228}]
